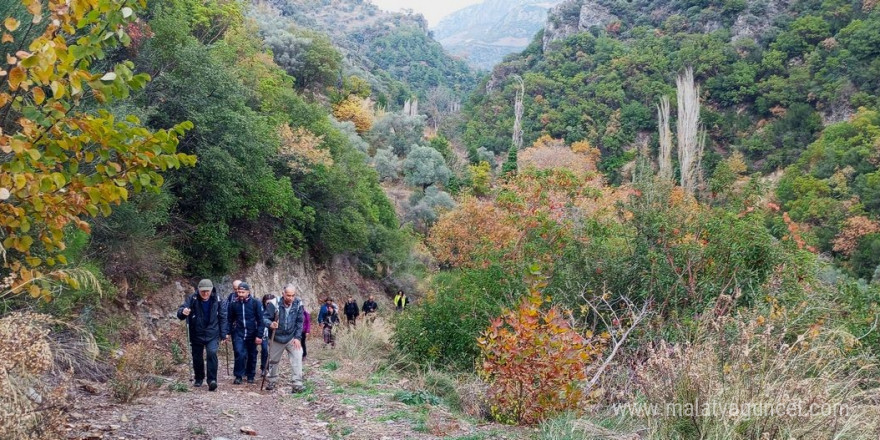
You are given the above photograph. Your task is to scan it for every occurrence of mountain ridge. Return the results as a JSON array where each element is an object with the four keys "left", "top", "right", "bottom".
[{"left": 433, "top": 0, "right": 565, "bottom": 70}]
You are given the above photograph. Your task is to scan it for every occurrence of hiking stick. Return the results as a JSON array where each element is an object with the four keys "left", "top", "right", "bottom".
[
  {"left": 261, "top": 307, "right": 279, "bottom": 391},
  {"left": 184, "top": 293, "right": 193, "bottom": 382},
  {"left": 224, "top": 338, "right": 230, "bottom": 376}
]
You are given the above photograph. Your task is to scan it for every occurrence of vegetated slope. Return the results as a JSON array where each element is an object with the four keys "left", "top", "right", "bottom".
[
  {"left": 434, "top": 0, "right": 565, "bottom": 71},
  {"left": 461, "top": 0, "right": 880, "bottom": 280},
  {"left": 463, "top": 0, "right": 880, "bottom": 174},
  {"left": 260, "top": 0, "right": 480, "bottom": 106}
]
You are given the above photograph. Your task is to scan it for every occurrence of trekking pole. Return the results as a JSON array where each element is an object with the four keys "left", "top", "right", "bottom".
[
  {"left": 261, "top": 308, "right": 279, "bottom": 391},
  {"left": 184, "top": 293, "right": 193, "bottom": 382},
  {"left": 224, "top": 339, "right": 230, "bottom": 377}
]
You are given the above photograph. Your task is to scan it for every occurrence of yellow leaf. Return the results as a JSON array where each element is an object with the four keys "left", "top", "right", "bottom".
[
  {"left": 26, "top": 256, "right": 41, "bottom": 267},
  {"left": 8, "top": 66, "right": 25, "bottom": 90},
  {"left": 50, "top": 80, "right": 64, "bottom": 99},
  {"left": 3, "top": 18, "right": 19, "bottom": 32},
  {"left": 28, "top": 283, "right": 42, "bottom": 298},
  {"left": 11, "top": 137, "right": 28, "bottom": 153},
  {"left": 32, "top": 87, "right": 45, "bottom": 105}
]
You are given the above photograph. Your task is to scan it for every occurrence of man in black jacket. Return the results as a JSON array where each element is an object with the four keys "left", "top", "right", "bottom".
[
  {"left": 263, "top": 284, "right": 305, "bottom": 393},
  {"left": 362, "top": 295, "right": 378, "bottom": 323},
  {"left": 177, "top": 279, "right": 228, "bottom": 391},
  {"left": 227, "top": 282, "right": 264, "bottom": 385},
  {"left": 343, "top": 297, "right": 359, "bottom": 328}
]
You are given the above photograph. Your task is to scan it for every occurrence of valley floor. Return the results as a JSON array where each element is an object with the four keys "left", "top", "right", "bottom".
[{"left": 66, "top": 327, "right": 525, "bottom": 440}]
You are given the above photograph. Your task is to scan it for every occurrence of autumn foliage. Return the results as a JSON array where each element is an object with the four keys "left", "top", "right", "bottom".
[
  {"left": 0, "top": 0, "right": 194, "bottom": 300},
  {"left": 333, "top": 95, "right": 374, "bottom": 133},
  {"left": 278, "top": 124, "right": 333, "bottom": 173},
  {"left": 518, "top": 135, "right": 599, "bottom": 175},
  {"left": 478, "top": 282, "right": 606, "bottom": 425}
]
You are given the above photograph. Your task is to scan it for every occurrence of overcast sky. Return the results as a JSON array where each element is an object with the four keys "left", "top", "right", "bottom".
[{"left": 370, "top": 0, "right": 484, "bottom": 26}]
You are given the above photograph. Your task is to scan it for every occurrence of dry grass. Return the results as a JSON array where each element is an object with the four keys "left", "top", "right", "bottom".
[
  {"left": 329, "top": 317, "right": 395, "bottom": 385},
  {"left": 0, "top": 312, "right": 72, "bottom": 439},
  {"left": 633, "top": 305, "right": 880, "bottom": 439},
  {"left": 110, "top": 326, "right": 182, "bottom": 403}
]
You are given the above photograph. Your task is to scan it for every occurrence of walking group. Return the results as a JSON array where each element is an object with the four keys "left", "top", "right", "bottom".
[{"left": 177, "top": 279, "right": 383, "bottom": 393}]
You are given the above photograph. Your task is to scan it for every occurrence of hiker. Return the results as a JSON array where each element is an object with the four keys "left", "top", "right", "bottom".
[
  {"left": 227, "top": 282, "right": 264, "bottom": 385},
  {"left": 226, "top": 279, "right": 243, "bottom": 305},
  {"left": 317, "top": 297, "right": 333, "bottom": 324},
  {"left": 301, "top": 303, "right": 310, "bottom": 361},
  {"left": 263, "top": 284, "right": 305, "bottom": 393},
  {"left": 321, "top": 304, "right": 340, "bottom": 347},
  {"left": 394, "top": 290, "right": 408, "bottom": 311},
  {"left": 177, "top": 279, "right": 228, "bottom": 391},
  {"left": 343, "top": 297, "right": 359, "bottom": 328},
  {"left": 362, "top": 295, "right": 378, "bottom": 322},
  {"left": 259, "top": 293, "right": 276, "bottom": 377}
]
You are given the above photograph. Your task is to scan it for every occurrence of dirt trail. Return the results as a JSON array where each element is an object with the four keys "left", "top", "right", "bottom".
[{"left": 67, "top": 337, "right": 518, "bottom": 440}]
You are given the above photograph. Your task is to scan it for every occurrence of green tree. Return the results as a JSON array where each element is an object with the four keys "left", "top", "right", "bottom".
[{"left": 403, "top": 146, "right": 451, "bottom": 189}]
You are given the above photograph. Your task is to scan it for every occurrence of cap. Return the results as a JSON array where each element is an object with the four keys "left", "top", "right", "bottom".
[
  {"left": 239, "top": 282, "right": 251, "bottom": 291},
  {"left": 197, "top": 279, "right": 213, "bottom": 291}
]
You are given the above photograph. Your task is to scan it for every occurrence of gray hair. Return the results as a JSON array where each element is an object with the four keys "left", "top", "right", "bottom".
[{"left": 283, "top": 284, "right": 297, "bottom": 294}]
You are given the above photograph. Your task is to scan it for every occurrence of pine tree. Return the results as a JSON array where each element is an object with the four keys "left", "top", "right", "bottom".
[
  {"left": 502, "top": 144, "right": 518, "bottom": 175},
  {"left": 468, "top": 144, "right": 481, "bottom": 165}
]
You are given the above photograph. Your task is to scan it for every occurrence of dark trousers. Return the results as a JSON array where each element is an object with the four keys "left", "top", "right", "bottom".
[
  {"left": 232, "top": 334, "right": 258, "bottom": 380},
  {"left": 260, "top": 338, "right": 269, "bottom": 371},
  {"left": 191, "top": 339, "right": 219, "bottom": 383},
  {"left": 300, "top": 335, "right": 307, "bottom": 359}
]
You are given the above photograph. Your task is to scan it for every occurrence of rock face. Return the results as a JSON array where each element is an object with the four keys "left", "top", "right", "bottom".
[
  {"left": 731, "top": 0, "right": 790, "bottom": 42},
  {"left": 542, "top": 0, "right": 617, "bottom": 52},
  {"left": 220, "top": 255, "right": 387, "bottom": 310},
  {"left": 147, "top": 255, "right": 388, "bottom": 325}
]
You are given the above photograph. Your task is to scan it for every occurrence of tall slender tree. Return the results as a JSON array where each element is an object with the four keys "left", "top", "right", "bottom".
[
  {"left": 657, "top": 95, "right": 673, "bottom": 181},
  {"left": 676, "top": 67, "right": 705, "bottom": 195},
  {"left": 512, "top": 75, "right": 525, "bottom": 151}
]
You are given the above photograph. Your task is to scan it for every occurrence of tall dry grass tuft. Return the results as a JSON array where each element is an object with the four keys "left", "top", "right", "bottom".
[
  {"left": 330, "top": 318, "right": 395, "bottom": 384},
  {"left": 0, "top": 312, "right": 73, "bottom": 439},
  {"left": 633, "top": 304, "right": 880, "bottom": 439}
]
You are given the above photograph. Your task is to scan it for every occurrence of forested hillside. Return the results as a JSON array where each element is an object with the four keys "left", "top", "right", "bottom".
[
  {"left": 258, "top": 0, "right": 479, "bottom": 107},
  {"left": 4, "top": 0, "right": 880, "bottom": 438},
  {"left": 461, "top": 0, "right": 880, "bottom": 276}
]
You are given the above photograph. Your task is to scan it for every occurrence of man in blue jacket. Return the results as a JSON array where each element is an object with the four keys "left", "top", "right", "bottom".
[
  {"left": 263, "top": 284, "right": 304, "bottom": 393},
  {"left": 227, "top": 282, "right": 264, "bottom": 384},
  {"left": 177, "top": 279, "right": 228, "bottom": 391}
]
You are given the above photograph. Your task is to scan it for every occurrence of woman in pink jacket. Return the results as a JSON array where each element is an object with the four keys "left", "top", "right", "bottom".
[{"left": 300, "top": 304, "right": 310, "bottom": 360}]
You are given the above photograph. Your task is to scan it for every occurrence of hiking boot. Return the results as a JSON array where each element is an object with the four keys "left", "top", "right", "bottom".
[
  {"left": 265, "top": 382, "right": 275, "bottom": 391},
  {"left": 193, "top": 380, "right": 203, "bottom": 387},
  {"left": 208, "top": 381, "right": 217, "bottom": 391},
  {"left": 247, "top": 378, "right": 255, "bottom": 384},
  {"left": 233, "top": 377, "right": 242, "bottom": 385},
  {"left": 292, "top": 385, "right": 305, "bottom": 394}
]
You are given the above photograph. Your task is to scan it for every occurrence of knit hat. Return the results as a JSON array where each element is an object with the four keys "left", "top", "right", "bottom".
[
  {"left": 197, "top": 279, "right": 213, "bottom": 291},
  {"left": 239, "top": 282, "right": 251, "bottom": 291}
]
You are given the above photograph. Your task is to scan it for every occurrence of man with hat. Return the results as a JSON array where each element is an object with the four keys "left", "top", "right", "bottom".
[
  {"left": 178, "top": 279, "right": 228, "bottom": 391},
  {"left": 227, "top": 282, "right": 264, "bottom": 384}
]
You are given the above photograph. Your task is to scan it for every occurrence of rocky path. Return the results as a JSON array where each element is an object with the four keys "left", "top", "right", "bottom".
[{"left": 67, "top": 337, "right": 522, "bottom": 440}]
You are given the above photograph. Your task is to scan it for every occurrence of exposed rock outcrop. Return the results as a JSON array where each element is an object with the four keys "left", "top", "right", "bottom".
[{"left": 542, "top": 0, "right": 617, "bottom": 52}]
